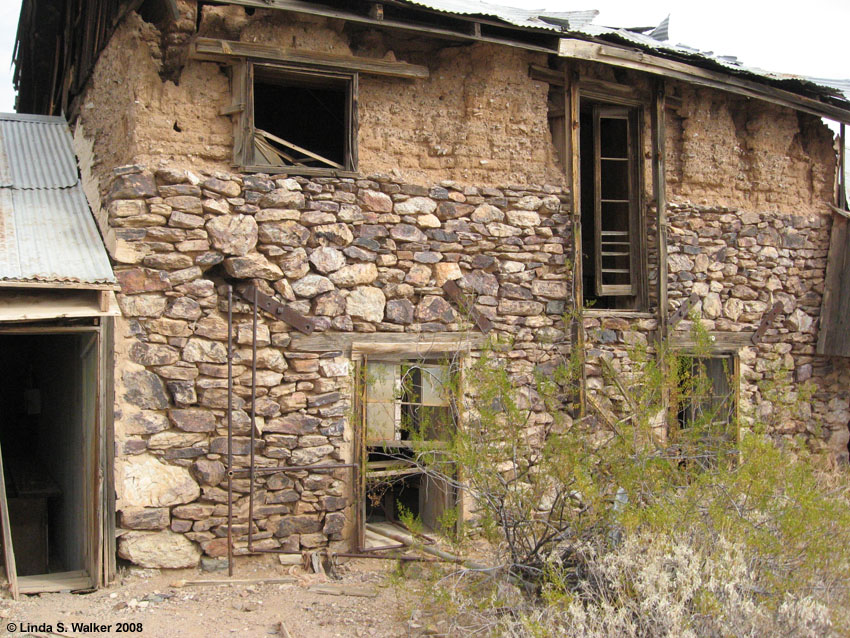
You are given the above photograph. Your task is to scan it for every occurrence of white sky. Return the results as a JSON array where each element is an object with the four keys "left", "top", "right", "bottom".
[{"left": 0, "top": 0, "right": 846, "bottom": 112}]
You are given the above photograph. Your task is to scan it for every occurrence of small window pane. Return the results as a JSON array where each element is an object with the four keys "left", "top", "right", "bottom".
[
  {"left": 366, "top": 402, "right": 397, "bottom": 442},
  {"left": 421, "top": 365, "right": 449, "bottom": 407}
]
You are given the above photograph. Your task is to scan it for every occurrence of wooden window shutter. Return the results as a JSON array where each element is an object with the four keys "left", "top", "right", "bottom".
[{"left": 593, "top": 105, "right": 637, "bottom": 297}]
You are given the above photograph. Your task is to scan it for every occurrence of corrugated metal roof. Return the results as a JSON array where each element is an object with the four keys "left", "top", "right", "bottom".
[
  {"left": 0, "top": 114, "right": 79, "bottom": 188},
  {"left": 0, "top": 113, "right": 116, "bottom": 286},
  {"left": 398, "top": 0, "right": 598, "bottom": 31},
  {"left": 394, "top": 0, "right": 850, "bottom": 108}
]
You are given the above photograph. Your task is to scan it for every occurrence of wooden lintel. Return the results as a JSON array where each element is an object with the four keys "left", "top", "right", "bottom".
[
  {"left": 442, "top": 280, "right": 493, "bottom": 334},
  {"left": 751, "top": 302, "right": 783, "bottom": 345},
  {"left": 290, "top": 332, "right": 486, "bottom": 354},
  {"left": 668, "top": 292, "right": 699, "bottom": 329},
  {"left": 579, "top": 77, "right": 639, "bottom": 98},
  {"left": 191, "top": 37, "right": 430, "bottom": 80},
  {"left": 558, "top": 39, "right": 850, "bottom": 123},
  {"left": 669, "top": 330, "right": 756, "bottom": 351}
]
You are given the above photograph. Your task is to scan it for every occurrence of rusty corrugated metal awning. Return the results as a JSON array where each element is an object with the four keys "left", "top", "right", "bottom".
[{"left": 0, "top": 113, "right": 116, "bottom": 288}]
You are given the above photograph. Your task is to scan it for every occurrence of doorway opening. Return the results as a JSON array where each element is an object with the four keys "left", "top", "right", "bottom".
[{"left": 0, "top": 332, "right": 99, "bottom": 591}]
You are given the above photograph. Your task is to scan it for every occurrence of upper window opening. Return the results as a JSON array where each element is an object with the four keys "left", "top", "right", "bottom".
[
  {"left": 580, "top": 101, "right": 642, "bottom": 309},
  {"left": 239, "top": 63, "right": 357, "bottom": 174}
]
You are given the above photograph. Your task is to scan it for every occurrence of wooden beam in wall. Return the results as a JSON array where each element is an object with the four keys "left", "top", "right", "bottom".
[
  {"left": 567, "top": 65, "right": 587, "bottom": 417},
  {"left": 190, "top": 38, "right": 430, "bottom": 79},
  {"left": 205, "top": 0, "right": 558, "bottom": 55},
  {"left": 558, "top": 39, "right": 850, "bottom": 123},
  {"left": 652, "top": 80, "right": 668, "bottom": 340}
]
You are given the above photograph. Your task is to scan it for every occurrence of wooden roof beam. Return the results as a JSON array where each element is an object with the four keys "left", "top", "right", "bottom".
[{"left": 558, "top": 39, "right": 850, "bottom": 124}]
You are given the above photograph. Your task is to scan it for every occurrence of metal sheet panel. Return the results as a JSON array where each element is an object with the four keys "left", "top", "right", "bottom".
[
  {"left": 0, "top": 188, "right": 115, "bottom": 285},
  {"left": 397, "top": 0, "right": 598, "bottom": 31},
  {"left": 0, "top": 114, "right": 79, "bottom": 189},
  {"left": 0, "top": 113, "right": 115, "bottom": 287}
]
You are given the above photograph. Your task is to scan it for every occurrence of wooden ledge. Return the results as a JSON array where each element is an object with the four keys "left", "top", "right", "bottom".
[{"left": 191, "top": 37, "right": 430, "bottom": 80}]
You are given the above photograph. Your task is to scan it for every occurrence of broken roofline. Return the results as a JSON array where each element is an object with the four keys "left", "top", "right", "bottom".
[{"left": 208, "top": 0, "right": 850, "bottom": 123}]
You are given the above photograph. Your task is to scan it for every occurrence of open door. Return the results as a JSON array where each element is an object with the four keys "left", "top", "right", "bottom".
[{"left": 0, "top": 328, "right": 107, "bottom": 594}]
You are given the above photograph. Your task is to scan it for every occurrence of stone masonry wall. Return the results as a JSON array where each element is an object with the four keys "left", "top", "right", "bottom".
[
  {"left": 666, "top": 203, "right": 850, "bottom": 457},
  {"left": 108, "top": 165, "right": 570, "bottom": 568}
]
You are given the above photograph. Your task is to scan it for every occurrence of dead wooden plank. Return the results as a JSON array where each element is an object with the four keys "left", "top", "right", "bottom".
[
  {"left": 307, "top": 583, "right": 378, "bottom": 597},
  {"left": 668, "top": 292, "right": 699, "bottom": 330},
  {"left": 0, "top": 436, "right": 18, "bottom": 600},
  {"left": 277, "top": 620, "right": 294, "bottom": 638},
  {"left": 171, "top": 577, "right": 298, "bottom": 588},
  {"left": 257, "top": 128, "right": 343, "bottom": 169},
  {"left": 752, "top": 302, "right": 783, "bottom": 344},
  {"left": 17, "top": 570, "right": 91, "bottom": 595},
  {"left": 558, "top": 39, "right": 850, "bottom": 124},
  {"left": 442, "top": 280, "right": 493, "bottom": 333},
  {"left": 818, "top": 214, "right": 850, "bottom": 356},
  {"left": 191, "top": 37, "right": 429, "bottom": 79}
]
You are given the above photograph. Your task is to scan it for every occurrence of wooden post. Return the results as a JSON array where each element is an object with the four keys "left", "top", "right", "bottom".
[
  {"left": 653, "top": 80, "right": 668, "bottom": 340},
  {"left": 0, "top": 440, "right": 19, "bottom": 600},
  {"left": 567, "top": 66, "right": 587, "bottom": 417}
]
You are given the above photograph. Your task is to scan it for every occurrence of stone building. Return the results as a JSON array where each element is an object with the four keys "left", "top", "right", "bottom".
[{"left": 3, "top": 0, "right": 850, "bottom": 589}]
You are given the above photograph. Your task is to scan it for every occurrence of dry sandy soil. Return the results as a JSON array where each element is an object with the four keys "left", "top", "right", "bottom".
[{"left": 0, "top": 557, "right": 431, "bottom": 638}]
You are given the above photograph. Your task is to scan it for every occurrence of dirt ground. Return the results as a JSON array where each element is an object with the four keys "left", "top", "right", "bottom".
[{"left": 0, "top": 557, "right": 429, "bottom": 638}]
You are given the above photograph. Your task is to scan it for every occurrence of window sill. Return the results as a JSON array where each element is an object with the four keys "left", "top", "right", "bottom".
[
  {"left": 238, "top": 164, "right": 359, "bottom": 179},
  {"left": 583, "top": 309, "right": 655, "bottom": 319}
]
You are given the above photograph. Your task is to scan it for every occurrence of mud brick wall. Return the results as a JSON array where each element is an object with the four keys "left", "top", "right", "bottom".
[{"left": 107, "top": 165, "right": 570, "bottom": 568}]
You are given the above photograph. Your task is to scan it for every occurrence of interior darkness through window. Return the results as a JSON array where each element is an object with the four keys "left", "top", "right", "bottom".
[
  {"left": 254, "top": 78, "right": 347, "bottom": 167},
  {"left": 580, "top": 105, "right": 638, "bottom": 310}
]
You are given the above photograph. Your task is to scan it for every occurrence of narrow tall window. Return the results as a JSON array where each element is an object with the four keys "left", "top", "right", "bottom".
[{"left": 580, "top": 102, "right": 641, "bottom": 308}]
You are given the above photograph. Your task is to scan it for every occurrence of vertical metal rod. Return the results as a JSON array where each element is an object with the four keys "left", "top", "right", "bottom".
[
  {"left": 227, "top": 285, "right": 234, "bottom": 577},
  {"left": 248, "top": 282, "right": 258, "bottom": 552}
]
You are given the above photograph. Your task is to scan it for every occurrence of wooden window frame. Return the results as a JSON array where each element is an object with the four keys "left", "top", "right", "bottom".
[
  {"left": 592, "top": 104, "right": 641, "bottom": 297},
  {"left": 579, "top": 88, "right": 648, "bottom": 309},
  {"left": 231, "top": 60, "right": 359, "bottom": 176},
  {"left": 676, "top": 351, "right": 740, "bottom": 434},
  {"left": 353, "top": 354, "right": 462, "bottom": 548}
]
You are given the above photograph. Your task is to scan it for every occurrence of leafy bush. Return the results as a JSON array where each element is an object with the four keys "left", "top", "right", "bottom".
[{"left": 400, "top": 328, "right": 850, "bottom": 637}]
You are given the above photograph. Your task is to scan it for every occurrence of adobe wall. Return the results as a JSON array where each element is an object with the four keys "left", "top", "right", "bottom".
[
  {"left": 107, "top": 164, "right": 570, "bottom": 567},
  {"left": 72, "top": 5, "right": 565, "bottom": 201}
]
